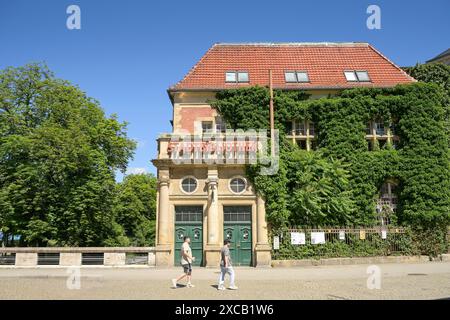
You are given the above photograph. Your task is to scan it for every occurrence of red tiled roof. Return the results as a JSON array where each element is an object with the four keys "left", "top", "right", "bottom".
[{"left": 169, "top": 43, "right": 415, "bottom": 91}]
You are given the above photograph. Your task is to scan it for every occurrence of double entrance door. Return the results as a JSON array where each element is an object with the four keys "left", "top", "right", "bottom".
[
  {"left": 173, "top": 205, "right": 252, "bottom": 266},
  {"left": 174, "top": 206, "right": 203, "bottom": 266},
  {"left": 223, "top": 206, "right": 252, "bottom": 266}
]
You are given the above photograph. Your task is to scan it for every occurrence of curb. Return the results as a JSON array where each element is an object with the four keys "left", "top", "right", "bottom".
[{"left": 271, "top": 255, "right": 443, "bottom": 267}]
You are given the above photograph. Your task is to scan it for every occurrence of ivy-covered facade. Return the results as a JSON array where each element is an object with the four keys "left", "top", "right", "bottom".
[{"left": 212, "top": 82, "right": 450, "bottom": 256}]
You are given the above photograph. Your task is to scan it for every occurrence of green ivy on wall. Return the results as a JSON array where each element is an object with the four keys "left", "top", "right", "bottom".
[{"left": 211, "top": 83, "right": 449, "bottom": 255}]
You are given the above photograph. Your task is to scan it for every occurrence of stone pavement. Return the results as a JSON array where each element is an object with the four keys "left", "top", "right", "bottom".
[{"left": 0, "top": 262, "right": 449, "bottom": 299}]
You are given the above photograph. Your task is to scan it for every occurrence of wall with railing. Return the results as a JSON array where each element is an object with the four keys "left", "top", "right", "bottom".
[{"left": 0, "top": 247, "right": 155, "bottom": 267}]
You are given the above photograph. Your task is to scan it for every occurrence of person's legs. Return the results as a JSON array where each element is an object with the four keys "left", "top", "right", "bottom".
[
  {"left": 176, "top": 273, "right": 187, "bottom": 282},
  {"left": 172, "top": 265, "right": 189, "bottom": 288},
  {"left": 218, "top": 266, "right": 226, "bottom": 290},
  {"left": 228, "top": 267, "right": 237, "bottom": 289},
  {"left": 186, "top": 264, "right": 194, "bottom": 287}
]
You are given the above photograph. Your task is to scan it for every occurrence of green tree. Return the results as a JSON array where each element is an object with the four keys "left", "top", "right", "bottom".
[
  {"left": 0, "top": 63, "right": 136, "bottom": 246},
  {"left": 114, "top": 173, "right": 157, "bottom": 246}
]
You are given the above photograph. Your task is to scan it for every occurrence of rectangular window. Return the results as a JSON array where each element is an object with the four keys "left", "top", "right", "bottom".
[
  {"left": 225, "top": 72, "right": 237, "bottom": 82},
  {"left": 285, "top": 71, "right": 297, "bottom": 83},
  {"left": 375, "top": 121, "right": 385, "bottom": 135},
  {"left": 356, "top": 71, "right": 370, "bottom": 82},
  {"left": 296, "top": 71, "right": 309, "bottom": 82},
  {"left": 285, "top": 71, "right": 309, "bottom": 83},
  {"left": 344, "top": 71, "right": 358, "bottom": 81},
  {"left": 215, "top": 116, "right": 226, "bottom": 133},
  {"left": 237, "top": 72, "right": 249, "bottom": 82},
  {"left": 294, "top": 121, "right": 306, "bottom": 135},
  {"left": 175, "top": 206, "right": 203, "bottom": 222},
  {"left": 345, "top": 70, "right": 370, "bottom": 82},
  {"left": 223, "top": 206, "right": 251, "bottom": 222},
  {"left": 226, "top": 71, "right": 249, "bottom": 83},
  {"left": 202, "top": 121, "right": 213, "bottom": 133}
]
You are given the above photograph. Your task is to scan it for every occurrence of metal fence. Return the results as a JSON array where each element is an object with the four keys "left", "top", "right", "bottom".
[{"left": 272, "top": 226, "right": 412, "bottom": 260}]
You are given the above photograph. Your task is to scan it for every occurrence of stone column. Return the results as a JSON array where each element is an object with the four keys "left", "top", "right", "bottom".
[
  {"left": 207, "top": 177, "right": 219, "bottom": 245},
  {"left": 255, "top": 194, "right": 272, "bottom": 267},
  {"left": 155, "top": 169, "right": 171, "bottom": 267},
  {"left": 204, "top": 168, "right": 221, "bottom": 267},
  {"left": 157, "top": 177, "right": 170, "bottom": 245}
]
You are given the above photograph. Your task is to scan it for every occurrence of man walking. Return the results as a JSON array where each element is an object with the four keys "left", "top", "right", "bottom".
[
  {"left": 218, "top": 239, "right": 238, "bottom": 290},
  {"left": 172, "top": 236, "right": 195, "bottom": 288}
]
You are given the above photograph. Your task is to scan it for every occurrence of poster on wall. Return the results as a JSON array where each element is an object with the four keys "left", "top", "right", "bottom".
[
  {"left": 273, "top": 236, "right": 280, "bottom": 250},
  {"left": 359, "top": 230, "right": 366, "bottom": 240},
  {"left": 311, "top": 232, "right": 325, "bottom": 244},
  {"left": 290, "top": 232, "right": 306, "bottom": 245}
]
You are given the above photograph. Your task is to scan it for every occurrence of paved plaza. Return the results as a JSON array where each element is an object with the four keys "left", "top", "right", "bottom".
[{"left": 0, "top": 262, "right": 449, "bottom": 300}]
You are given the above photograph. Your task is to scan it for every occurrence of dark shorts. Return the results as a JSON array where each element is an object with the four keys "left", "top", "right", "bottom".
[{"left": 182, "top": 263, "right": 192, "bottom": 274}]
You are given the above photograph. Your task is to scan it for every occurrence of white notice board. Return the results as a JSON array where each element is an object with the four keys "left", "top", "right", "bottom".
[
  {"left": 290, "top": 232, "right": 306, "bottom": 245},
  {"left": 311, "top": 232, "right": 325, "bottom": 244}
]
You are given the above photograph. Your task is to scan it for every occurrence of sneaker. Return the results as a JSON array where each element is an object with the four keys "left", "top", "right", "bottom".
[
  {"left": 187, "top": 283, "right": 195, "bottom": 288},
  {"left": 228, "top": 286, "right": 238, "bottom": 290},
  {"left": 171, "top": 279, "right": 177, "bottom": 288},
  {"left": 217, "top": 285, "right": 225, "bottom": 291}
]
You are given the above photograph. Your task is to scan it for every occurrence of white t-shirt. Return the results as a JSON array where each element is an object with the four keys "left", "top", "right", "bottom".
[{"left": 180, "top": 242, "right": 192, "bottom": 265}]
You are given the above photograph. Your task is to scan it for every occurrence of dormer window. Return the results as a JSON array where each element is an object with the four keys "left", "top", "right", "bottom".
[
  {"left": 285, "top": 71, "right": 309, "bottom": 83},
  {"left": 344, "top": 70, "right": 370, "bottom": 82},
  {"left": 225, "top": 71, "right": 249, "bottom": 83}
]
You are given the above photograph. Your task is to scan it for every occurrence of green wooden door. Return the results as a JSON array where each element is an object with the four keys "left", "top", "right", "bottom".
[
  {"left": 223, "top": 206, "right": 252, "bottom": 266},
  {"left": 174, "top": 206, "right": 203, "bottom": 266}
]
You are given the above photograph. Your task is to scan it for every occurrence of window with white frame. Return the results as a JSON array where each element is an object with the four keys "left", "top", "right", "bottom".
[
  {"left": 225, "top": 71, "right": 249, "bottom": 83},
  {"left": 344, "top": 70, "right": 370, "bottom": 82},
  {"left": 285, "top": 71, "right": 309, "bottom": 83},
  {"left": 366, "top": 118, "right": 398, "bottom": 151},
  {"left": 201, "top": 121, "right": 213, "bottom": 133},
  {"left": 288, "top": 119, "right": 316, "bottom": 151},
  {"left": 181, "top": 177, "right": 198, "bottom": 194},
  {"left": 229, "top": 177, "right": 246, "bottom": 194}
]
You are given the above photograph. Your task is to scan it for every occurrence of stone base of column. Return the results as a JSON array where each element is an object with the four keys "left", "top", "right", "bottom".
[
  {"left": 155, "top": 244, "right": 172, "bottom": 267},
  {"left": 255, "top": 243, "right": 272, "bottom": 267},
  {"left": 204, "top": 246, "right": 222, "bottom": 267}
]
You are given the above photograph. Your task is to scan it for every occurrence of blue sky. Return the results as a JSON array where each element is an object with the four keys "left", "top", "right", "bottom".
[{"left": 0, "top": 0, "right": 448, "bottom": 180}]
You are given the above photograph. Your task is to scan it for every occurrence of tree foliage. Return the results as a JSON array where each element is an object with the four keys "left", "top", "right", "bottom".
[
  {"left": 114, "top": 173, "right": 157, "bottom": 246},
  {"left": 0, "top": 63, "right": 149, "bottom": 246}
]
